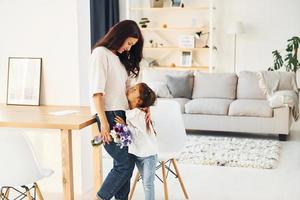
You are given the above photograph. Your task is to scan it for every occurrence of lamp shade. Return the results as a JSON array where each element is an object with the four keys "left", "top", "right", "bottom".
[{"left": 227, "top": 21, "right": 244, "bottom": 34}]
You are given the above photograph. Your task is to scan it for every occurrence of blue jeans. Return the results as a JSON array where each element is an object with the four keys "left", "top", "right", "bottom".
[
  {"left": 96, "top": 111, "right": 135, "bottom": 200},
  {"left": 135, "top": 155, "right": 157, "bottom": 200}
]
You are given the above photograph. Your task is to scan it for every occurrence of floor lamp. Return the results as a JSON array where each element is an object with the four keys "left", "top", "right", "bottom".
[{"left": 227, "top": 21, "right": 244, "bottom": 73}]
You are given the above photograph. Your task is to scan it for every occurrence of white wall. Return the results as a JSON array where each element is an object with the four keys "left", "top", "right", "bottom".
[
  {"left": 76, "top": 0, "right": 94, "bottom": 194},
  {"left": 214, "top": 0, "right": 300, "bottom": 73},
  {"left": 0, "top": 0, "right": 92, "bottom": 195},
  {"left": 0, "top": 0, "right": 80, "bottom": 105}
]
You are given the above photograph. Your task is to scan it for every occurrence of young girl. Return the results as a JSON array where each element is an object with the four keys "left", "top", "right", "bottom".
[{"left": 115, "top": 83, "right": 158, "bottom": 200}]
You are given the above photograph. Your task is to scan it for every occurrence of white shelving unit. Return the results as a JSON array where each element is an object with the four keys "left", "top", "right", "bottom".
[{"left": 126, "top": 0, "right": 216, "bottom": 72}]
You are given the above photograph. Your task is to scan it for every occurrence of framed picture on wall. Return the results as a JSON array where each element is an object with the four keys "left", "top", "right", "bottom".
[
  {"left": 180, "top": 51, "right": 192, "bottom": 67},
  {"left": 6, "top": 57, "right": 42, "bottom": 106}
]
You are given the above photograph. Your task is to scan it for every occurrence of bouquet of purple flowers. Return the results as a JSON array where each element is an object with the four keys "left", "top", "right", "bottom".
[{"left": 91, "top": 123, "right": 132, "bottom": 149}]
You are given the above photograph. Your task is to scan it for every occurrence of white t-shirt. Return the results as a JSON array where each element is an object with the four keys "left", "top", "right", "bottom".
[
  {"left": 126, "top": 108, "right": 158, "bottom": 157},
  {"left": 89, "top": 47, "right": 129, "bottom": 114}
]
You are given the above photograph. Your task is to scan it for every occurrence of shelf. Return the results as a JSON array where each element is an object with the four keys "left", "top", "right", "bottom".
[
  {"left": 152, "top": 65, "right": 209, "bottom": 71},
  {"left": 131, "top": 7, "right": 211, "bottom": 11},
  {"left": 129, "top": 0, "right": 215, "bottom": 72},
  {"left": 144, "top": 47, "right": 209, "bottom": 51},
  {"left": 141, "top": 27, "right": 204, "bottom": 32}
]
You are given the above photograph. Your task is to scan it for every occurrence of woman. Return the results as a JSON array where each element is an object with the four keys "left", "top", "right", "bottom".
[{"left": 89, "top": 20, "right": 144, "bottom": 200}]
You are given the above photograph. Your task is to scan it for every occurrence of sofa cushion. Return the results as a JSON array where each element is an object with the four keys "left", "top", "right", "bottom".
[
  {"left": 158, "top": 98, "right": 190, "bottom": 113},
  {"left": 185, "top": 98, "right": 233, "bottom": 115},
  {"left": 166, "top": 74, "right": 193, "bottom": 98},
  {"left": 147, "top": 81, "right": 173, "bottom": 98},
  {"left": 228, "top": 99, "right": 273, "bottom": 117},
  {"left": 237, "top": 71, "right": 266, "bottom": 99},
  {"left": 142, "top": 67, "right": 193, "bottom": 83},
  {"left": 192, "top": 72, "right": 237, "bottom": 99}
]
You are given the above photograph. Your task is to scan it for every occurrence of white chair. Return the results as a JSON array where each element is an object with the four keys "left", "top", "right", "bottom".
[
  {"left": 129, "top": 100, "right": 189, "bottom": 200},
  {"left": 0, "top": 129, "right": 53, "bottom": 200}
]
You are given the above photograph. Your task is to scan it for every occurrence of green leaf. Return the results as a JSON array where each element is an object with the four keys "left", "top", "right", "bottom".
[
  {"left": 286, "top": 44, "right": 293, "bottom": 52},
  {"left": 270, "top": 36, "right": 300, "bottom": 72},
  {"left": 294, "top": 42, "right": 299, "bottom": 49},
  {"left": 284, "top": 53, "right": 293, "bottom": 61}
]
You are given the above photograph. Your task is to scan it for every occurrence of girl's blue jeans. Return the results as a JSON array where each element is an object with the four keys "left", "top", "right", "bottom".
[
  {"left": 96, "top": 111, "right": 135, "bottom": 200},
  {"left": 135, "top": 155, "right": 157, "bottom": 200}
]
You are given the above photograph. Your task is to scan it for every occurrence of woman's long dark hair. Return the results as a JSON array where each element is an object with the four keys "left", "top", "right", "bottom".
[{"left": 93, "top": 20, "right": 144, "bottom": 77}]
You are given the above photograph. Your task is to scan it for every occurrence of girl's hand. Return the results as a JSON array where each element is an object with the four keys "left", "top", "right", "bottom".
[
  {"left": 100, "top": 121, "right": 111, "bottom": 144},
  {"left": 115, "top": 116, "right": 126, "bottom": 125},
  {"left": 141, "top": 107, "right": 151, "bottom": 129}
]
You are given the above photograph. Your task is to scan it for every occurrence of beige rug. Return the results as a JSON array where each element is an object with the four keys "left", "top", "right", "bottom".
[{"left": 177, "top": 135, "right": 281, "bottom": 169}]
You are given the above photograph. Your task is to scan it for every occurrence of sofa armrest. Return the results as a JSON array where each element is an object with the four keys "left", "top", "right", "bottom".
[{"left": 273, "top": 106, "right": 291, "bottom": 134}]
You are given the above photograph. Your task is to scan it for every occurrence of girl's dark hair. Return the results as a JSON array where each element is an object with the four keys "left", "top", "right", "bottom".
[
  {"left": 93, "top": 20, "right": 144, "bottom": 77},
  {"left": 138, "top": 83, "right": 157, "bottom": 108}
]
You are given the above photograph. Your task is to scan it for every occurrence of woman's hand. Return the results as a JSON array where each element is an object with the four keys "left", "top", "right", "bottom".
[
  {"left": 100, "top": 121, "right": 111, "bottom": 144},
  {"left": 115, "top": 116, "right": 126, "bottom": 125},
  {"left": 93, "top": 93, "right": 111, "bottom": 144}
]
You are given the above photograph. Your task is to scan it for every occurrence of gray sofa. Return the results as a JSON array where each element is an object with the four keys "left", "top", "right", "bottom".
[{"left": 142, "top": 68, "right": 297, "bottom": 141}]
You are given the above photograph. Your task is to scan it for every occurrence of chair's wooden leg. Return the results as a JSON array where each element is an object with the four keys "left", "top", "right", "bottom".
[
  {"left": 26, "top": 190, "right": 33, "bottom": 200},
  {"left": 34, "top": 183, "right": 44, "bottom": 200},
  {"left": 161, "top": 161, "right": 169, "bottom": 200},
  {"left": 4, "top": 187, "right": 10, "bottom": 199},
  {"left": 0, "top": 187, "right": 7, "bottom": 199},
  {"left": 129, "top": 171, "right": 140, "bottom": 200},
  {"left": 171, "top": 159, "right": 189, "bottom": 199}
]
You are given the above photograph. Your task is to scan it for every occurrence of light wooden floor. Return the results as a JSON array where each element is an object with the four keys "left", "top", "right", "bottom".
[{"left": 41, "top": 127, "right": 300, "bottom": 200}]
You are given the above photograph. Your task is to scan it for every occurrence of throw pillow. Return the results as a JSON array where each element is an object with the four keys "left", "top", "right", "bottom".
[
  {"left": 165, "top": 75, "right": 193, "bottom": 98},
  {"left": 268, "top": 90, "right": 299, "bottom": 120},
  {"left": 268, "top": 90, "right": 298, "bottom": 108},
  {"left": 147, "top": 81, "right": 173, "bottom": 98}
]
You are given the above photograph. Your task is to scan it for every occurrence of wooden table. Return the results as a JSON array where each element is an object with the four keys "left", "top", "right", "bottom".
[{"left": 0, "top": 104, "right": 102, "bottom": 200}]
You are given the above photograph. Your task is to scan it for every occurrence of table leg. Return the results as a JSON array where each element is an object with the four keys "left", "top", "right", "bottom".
[
  {"left": 92, "top": 124, "right": 103, "bottom": 197},
  {"left": 61, "top": 129, "right": 74, "bottom": 200}
]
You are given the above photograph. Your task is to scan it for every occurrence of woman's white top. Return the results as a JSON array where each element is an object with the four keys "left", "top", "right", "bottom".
[
  {"left": 126, "top": 108, "right": 158, "bottom": 157},
  {"left": 89, "top": 46, "right": 129, "bottom": 114}
]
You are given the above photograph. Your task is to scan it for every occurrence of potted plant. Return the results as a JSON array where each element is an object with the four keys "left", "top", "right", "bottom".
[
  {"left": 139, "top": 18, "right": 150, "bottom": 28},
  {"left": 268, "top": 36, "right": 300, "bottom": 72}
]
